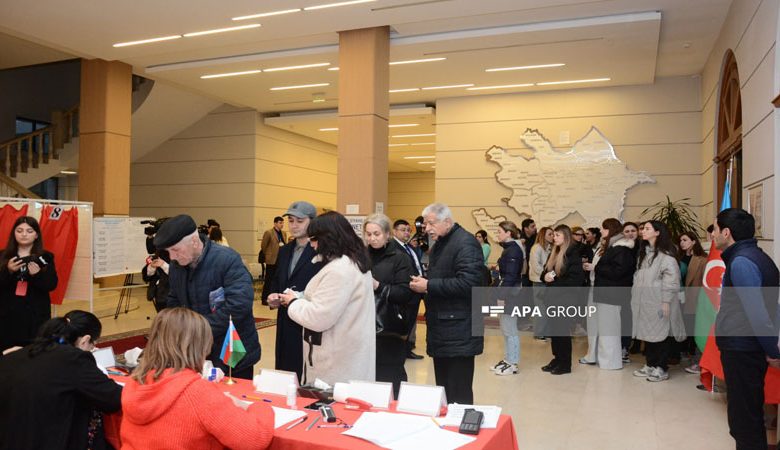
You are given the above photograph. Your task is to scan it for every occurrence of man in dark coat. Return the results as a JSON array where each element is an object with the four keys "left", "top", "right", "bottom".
[
  {"left": 155, "top": 214, "right": 259, "bottom": 379},
  {"left": 410, "top": 203, "right": 484, "bottom": 404},
  {"left": 266, "top": 201, "right": 322, "bottom": 382}
]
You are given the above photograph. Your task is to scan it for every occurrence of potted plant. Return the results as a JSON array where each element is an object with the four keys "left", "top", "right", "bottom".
[{"left": 640, "top": 196, "right": 704, "bottom": 239}]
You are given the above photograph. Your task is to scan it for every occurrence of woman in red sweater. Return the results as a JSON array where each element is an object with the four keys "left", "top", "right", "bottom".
[{"left": 120, "top": 308, "right": 274, "bottom": 450}]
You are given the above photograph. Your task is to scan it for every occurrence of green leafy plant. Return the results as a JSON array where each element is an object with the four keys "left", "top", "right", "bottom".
[{"left": 640, "top": 196, "right": 704, "bottom": 239}]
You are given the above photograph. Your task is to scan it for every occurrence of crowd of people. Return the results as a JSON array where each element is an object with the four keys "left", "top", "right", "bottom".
[{"left": 0, "top": 204, "right": 777, "bottom": 449}]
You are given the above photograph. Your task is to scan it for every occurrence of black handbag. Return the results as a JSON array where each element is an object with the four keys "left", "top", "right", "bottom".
[{"left": 375, "top": 284, "right": 409, "bottom": 338}]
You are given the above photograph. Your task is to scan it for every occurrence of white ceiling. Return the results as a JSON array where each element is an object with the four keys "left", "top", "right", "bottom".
[{"left": 0, "top": 0, "right": 732, "bottom": 171}]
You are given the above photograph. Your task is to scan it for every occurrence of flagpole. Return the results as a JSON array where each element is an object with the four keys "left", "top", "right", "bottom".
[{"left": 225, "top": 314, "right": 236, "bottom": 385}]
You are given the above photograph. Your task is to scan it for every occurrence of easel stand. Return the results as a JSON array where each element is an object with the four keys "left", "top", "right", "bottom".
[{"left": 114, "top": 273, "right": 134, "bottom": 319}]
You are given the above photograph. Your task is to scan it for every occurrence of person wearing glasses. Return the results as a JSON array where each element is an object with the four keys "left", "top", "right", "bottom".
[
  {"left": 0, "top": 310, "right": 122, "bottom": 450},
  {"left": 276, "top": 211, "right": 375, "bottom": 386}
]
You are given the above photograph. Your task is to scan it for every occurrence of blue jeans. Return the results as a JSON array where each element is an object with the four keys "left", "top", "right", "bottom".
[{"left": 499, "top": 314, "right": 520, "bottom": 364}]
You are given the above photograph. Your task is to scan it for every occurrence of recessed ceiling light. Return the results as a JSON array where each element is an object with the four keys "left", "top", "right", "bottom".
[
  {"left": 388, "top": 144, "right": 408, "bottom": 147},
  {"left": 304, "top": 0, "right": 376, "bottom": 11},
  {"left": 232, "top": 8, "right": 302, "bottom": 20},
  {"left": 319, "top": 127, "right": 339, "bottom": 131},
  {"left": 388, "top": 124, "right": 419, "bottom": 128},
  {"left": 467, "top": 83, "right": 534, "bottom": 91},
  {"left": 270, "top": 83, "right": 330, "bottom": 91},
  {"left": 486, "top": 63, "right": 565, "bottom": 72},
  {"left": 60, "top": 170, "right": 78, "bottom": 175},
  {"left": 389, "top": 88, "right": 419, "bottom": 93},
  {"left": 328, "top": 67, "right": 340, "bottom": 71},
  {"left": 403, "top": 156, "right": 435, "bottom": 159},
  {"left": 113, "top": 35, "right": 181, "bottom": 47},
  {"left": 390, "top": 57, "right": 446, "bottom": 66},
  {"left": 536, "top": 77, "right": 611, "bottom": 86},
  {"left": 410, "top": 142, "right": 435, "bottom": 146},
  {"left": 392, "top": 133, "right": 436, "bottom": 138},
  {"left": 183, "top": 24, "right": 261, "bottom": 38},
  {"left": 264, "top": 62, "right": 331, "bottom": 72},
  {"left": 201, "top": 69, "right": 262, "bottom": 79},
  {"left": 421, "top": 84, "right": 474, "bottom": 90},
  {"left": 417, "top": 161, "right": 436, "bottom": 164}
]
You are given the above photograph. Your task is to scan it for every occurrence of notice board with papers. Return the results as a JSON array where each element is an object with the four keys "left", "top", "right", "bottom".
[{"left": 93, "top": 217, "right": 153, "bottom": 278}]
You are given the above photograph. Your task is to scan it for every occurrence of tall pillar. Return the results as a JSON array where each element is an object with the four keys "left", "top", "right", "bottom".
[
  {"left": 337, "top": 27, "right": 389, "bottom": 214},
  {"left": 78, "top": 59, "right": 132, "bottom": 216}
]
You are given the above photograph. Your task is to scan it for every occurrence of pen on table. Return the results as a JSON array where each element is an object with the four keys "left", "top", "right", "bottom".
[
  {"left": 318, "top": 424, "right": 351, "bottom": 428},
  {"left": 286, "top": 416, "right": 308, "bottom": 430},
  {"left": 241, "top": 394, "right": 272, "bottom": 403},
  {"left": 431, "top": 417, "right": 443, "bottom": 428},
  {"left": 305, "top": 416, "right": 320, "bottom": 431}
]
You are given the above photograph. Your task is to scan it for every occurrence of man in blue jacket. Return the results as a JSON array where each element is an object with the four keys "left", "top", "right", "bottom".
[
  {"left": 713, "top": 208, "right": 779, "bottom": 450},
  {"left": 155, "top": 214, "right": 259, "bottom": 379}
]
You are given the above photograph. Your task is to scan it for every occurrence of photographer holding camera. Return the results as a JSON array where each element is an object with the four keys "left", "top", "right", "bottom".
[{"left": 0, "top": 216, "right": 58, "bottom": 351}]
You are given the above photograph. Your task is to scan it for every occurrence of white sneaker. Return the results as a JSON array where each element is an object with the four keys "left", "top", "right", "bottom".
[
  {"left": 684, "top": 363, "right": 701, "bottom": 374},
  {"left": 647, "top": 367, "right": 669, "bottom": 382},
  {"left": 633, "top": 365, "right": 653, "bottom": 377},
  {"left": 495, "top": 362, "right": 518, "bottom": 376},
  {"left": 621, "top": 348, "right": 631, "bottom": 364},
  {"left": 490, "top": 360, "right": 507, "bottom": 372}
]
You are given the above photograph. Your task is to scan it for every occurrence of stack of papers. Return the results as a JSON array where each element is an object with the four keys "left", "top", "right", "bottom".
[
  {"left": 271, "top": 406, "right": 308, "bottom": 429},
  {"left": 343, "top": 412, "right": 475, "bottom": 450},
  {"left": 439, "top": 404, "right": 502, "bottom": 429}
]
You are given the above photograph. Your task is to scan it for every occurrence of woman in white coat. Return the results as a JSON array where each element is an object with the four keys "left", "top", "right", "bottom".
[
  {"left": 631, "top": 220, "right": 685, "bottom": 382},
  {"left": 278, "top": 211, "right": 376, "bottom": 386}
]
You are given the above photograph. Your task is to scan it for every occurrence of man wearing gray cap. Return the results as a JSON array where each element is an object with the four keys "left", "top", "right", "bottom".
[
  {"left": 266, "top": 201, "right": 323, "bottom": 381},
  {"left": 154, "top": 214, "right": 260, "bottom": 379}
]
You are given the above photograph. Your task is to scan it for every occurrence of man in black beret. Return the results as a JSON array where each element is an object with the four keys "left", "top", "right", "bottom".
[{"left": 154, "top": 214, "right": 259, "bottom": 379}]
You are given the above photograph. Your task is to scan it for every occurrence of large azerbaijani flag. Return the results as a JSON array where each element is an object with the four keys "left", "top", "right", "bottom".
[{"left": 220, "top": 318, "right": 246, "bottom": 368}]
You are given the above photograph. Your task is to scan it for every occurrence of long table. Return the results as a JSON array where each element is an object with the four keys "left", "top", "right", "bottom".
[{"left": 105, "top": 377, "right": 519, "bottom": 450}]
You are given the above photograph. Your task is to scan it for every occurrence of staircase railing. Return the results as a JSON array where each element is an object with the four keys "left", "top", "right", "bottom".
[
  {"left": 0, "top": 171, "right": 41, "bottom": 199},
  {"left": 0, "top": 106, "right": 79, "bottom": 178}
]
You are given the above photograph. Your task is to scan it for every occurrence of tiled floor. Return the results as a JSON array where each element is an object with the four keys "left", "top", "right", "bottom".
[{"left": 58, "top": 289, "right": 778, "bottom": 450}]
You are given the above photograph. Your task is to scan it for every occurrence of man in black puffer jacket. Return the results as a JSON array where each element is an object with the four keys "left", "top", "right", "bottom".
[
  {"left": 155, "top": 215, "right": 260, "bottom": 380},
  {"left": 410, "top": 203, "right": 484, "bottom": 404}
]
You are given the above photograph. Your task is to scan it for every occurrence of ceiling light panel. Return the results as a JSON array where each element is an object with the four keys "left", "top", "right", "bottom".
[
  {"left": 389, "top": 57, "right": 446, "bottom": 65},
  {"left": 304, "top": 0, "right": 376, "bottom": 11},
  {"left": 263, "top": 62, "right": 331, "bottom": 72},
  {"left": 536, "top": 77, "right": 611, "bottom": 86},
  {"left": 113, "top": 35, "right": 181, "bottom": 47},
  {"left": 388, "top": 124, "right": 419, "bottom": 128},
  {"left": 389, "top": 88, "right": 419, "bottom": 93},
  {"left": 467, "top": 83, "right": 534, "bottom": 91},
  {"left": 485, "top": 63, "right": 565, "bottom": 72},
  {"left": 201, "top": 69, "right": 262, "bottom": 79},
  {"left": 403, "top": 156, "right": 436, "bottom": 160},
  {"left": 392, "top": 133, "right": 436, "bottom": 138},
  {"left": 183, "top": 24, "right": 261, "bottom": 37},
  {"left": 421, "top": 84, "right": 474, "bottom": 90},
  {"left": 232, "top": 9, "right": 301, "bottom": 20},
  {"left": 270, "top": 83, "right": 330, "bottom": 91}
]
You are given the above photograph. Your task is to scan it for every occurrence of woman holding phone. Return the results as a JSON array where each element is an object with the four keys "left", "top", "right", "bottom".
[{"left": 0, "top": 216, "right": 57, "bottom": 350}]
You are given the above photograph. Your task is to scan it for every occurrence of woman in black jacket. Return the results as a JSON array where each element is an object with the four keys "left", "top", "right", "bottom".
[
  {"left": 592, "top": 218, "right": 636, "bottom": 369},
  {"left": 541, "top": 224, "right": 586, "bottom": 375},
  {"left": 364, "top": 213, "right": 416, "bottom": 397},
  {"left": 0, "top": 310, "right": 122, "bottom": 450},
  {"left": 0, "top": 216, "right": 58, "bottom": 350},
  {"left": 490, "top": 220, "right": 524, "bottom": 376}
]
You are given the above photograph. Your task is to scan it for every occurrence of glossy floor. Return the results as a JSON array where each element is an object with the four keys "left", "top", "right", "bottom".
[{"left": 60, "top": 290, "right": 776, "bottom": 450}]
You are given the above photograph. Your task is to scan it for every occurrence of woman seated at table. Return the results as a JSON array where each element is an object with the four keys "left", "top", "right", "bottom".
[
  {"left": 120, "top": 307, "right": 274, "bottom": 450},
  {"left": 0, "top": 310, "right": 122, "bottom": 450},
  {"left": 275, "top": 211, "right": 375, "bottom": 386}
]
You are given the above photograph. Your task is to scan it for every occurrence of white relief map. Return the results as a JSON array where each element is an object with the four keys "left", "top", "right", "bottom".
[{"left": 473, "top": 127, "right": 654, "bottom": 231}]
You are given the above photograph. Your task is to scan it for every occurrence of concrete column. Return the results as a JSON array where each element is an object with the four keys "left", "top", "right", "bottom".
[{"left": 337, "top": 27, "right": 390, "bottom": 215}]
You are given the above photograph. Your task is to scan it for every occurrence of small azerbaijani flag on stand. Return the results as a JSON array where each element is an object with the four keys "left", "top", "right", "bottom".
[{"left": 220, "top": 317, "right": 246, "bottom": 369}]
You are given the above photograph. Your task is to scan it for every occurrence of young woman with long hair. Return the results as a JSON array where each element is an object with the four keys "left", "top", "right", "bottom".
[
  {"left": 678, "top": 231, "right": 707, "bottom": 374},
  {"left": 621, "top": 221, "right": 641, "bottom": 355},
  {"left": 475, "top": 230, "right": 491, "bottom": 265},
  {"left": 540, "top": 225, "right": 586, "bottom": 375},
  {"left": 631, "top": 221, "right": 685, "bottom": 382},
  {"left": 528, "top": 227, "right": 553, "bottom": 340},
  {"left": 278, "top": 211, "right": 375, "bottom": 386},
  {"left": 489, "top": 221, "right": 524, "bottom": 376},
  {"left": 0, "top": 310, "right": 121, "bottom": 450},
  {"left": 0, "top": 216, "right": 58, "bottom": 349},
  {"left": 121, "top": 308, "right": 274, "bottom": 449}
]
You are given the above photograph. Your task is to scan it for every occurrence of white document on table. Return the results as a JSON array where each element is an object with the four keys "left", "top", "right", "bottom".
[
  {"left": 343, "top": 412, "right": 474, "bottom": 450},
  {"left": 439, "top": 404, "right": 502, "bottom": 429},
  {"left": 271, "top": 406, "right": 307, "bottom": 429}
]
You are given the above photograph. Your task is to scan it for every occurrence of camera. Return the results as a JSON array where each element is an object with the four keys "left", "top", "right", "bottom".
[
  {"left": 141, "top": 218, "right": 169, "bottom": 254},
  {"left": 410, "top": 216, "right": 429, "bottom": 253}
]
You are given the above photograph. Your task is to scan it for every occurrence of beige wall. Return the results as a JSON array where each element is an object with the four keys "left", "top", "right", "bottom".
[
  {"left": 387, "top": 171, "right": 435, "bottom": 224},
  {"left": 700, "top": 0, "right": 778, "bottom": 258},
  {"left": 130, "top": 105, "right": 338, "bottom": 261},
  {"left": 435, "top": 76, "right": 703, "bottom": 246}
]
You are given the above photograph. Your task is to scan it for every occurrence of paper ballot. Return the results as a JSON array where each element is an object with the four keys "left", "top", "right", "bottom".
[
  {"left": 343, "top": 412, "right": 474, "bottom": 450},
  {"left": 271, "top": 406, "right": 307, "bottom": 429},
  {"left": 440, "top": 404, "right": 502, "bottom": 428}
]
